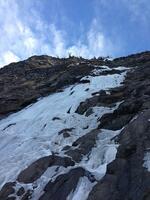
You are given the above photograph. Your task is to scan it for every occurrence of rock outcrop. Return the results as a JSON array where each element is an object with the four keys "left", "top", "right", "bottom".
[
  {"left": 0, "top": 51, "right": 150, "bottom": 200},
  {"left": 88, "top": 110, "right": 150, "bottom": 200}
]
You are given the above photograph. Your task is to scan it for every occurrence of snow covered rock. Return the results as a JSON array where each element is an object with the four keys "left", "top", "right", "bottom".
[{"left": 0, "top": 51, "right": 150, "bottom": 200}]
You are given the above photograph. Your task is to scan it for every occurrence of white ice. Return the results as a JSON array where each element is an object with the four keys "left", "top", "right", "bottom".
[
  {"left": 0, "top": 66, "right": 127, "bottom": 198},
  {"left": 79, "top": 129, "right": 120, "bottom": 180},
  {"left": 143, "top": 152, "right": 150, "bottom": 171},
  {"left": 67, "top": 177, "right": 95, "bottom": 200}
]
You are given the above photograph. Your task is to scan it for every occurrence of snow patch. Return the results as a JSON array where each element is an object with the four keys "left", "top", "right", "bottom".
[
  {"left": 143, "top": 152, "right": 150, "bottom": 171},
  {"left": 79, "top": 129, "right": 120, "bottom": 180},
  {"left": 67, "top": 177, "right": 95, "bottom": 200},
  {"left": 0, "top": 68, "right": 127, "bottom": 189}
]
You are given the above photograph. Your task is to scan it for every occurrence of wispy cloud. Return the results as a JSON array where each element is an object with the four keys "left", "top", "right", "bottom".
[
  {"left": 0, "top": 0, "right": 120, "bottom": 67},
  {"left": 67, "top": 19, "right": 117, "bottom": 58},
  {"left": 0, "top": 51, "right": 20, "bottom": 66},
  {"left": 123, "top": 0, "right": 150, "bottom": 24}
]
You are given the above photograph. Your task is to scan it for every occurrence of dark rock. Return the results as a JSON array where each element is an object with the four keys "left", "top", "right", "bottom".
[
  {"left": 1, "top": 51, "right": 150, "bottom": 200},
  {"left": 111, "top": 51, "right": 150, "bottom": 68},
  {"left": 85, "top": 108, "right": 94, "bottom": 117},
  {"left": 88, "top": 110, "right": 150, "bottom": 200},
  {"left": 67, "top": 107, "right": 72, "bottom": 114},
  {"left": 79, "top": 79, "right": 90, "bottom": 84},
  {"left": 52, "top": 117, "right": 61, "bottom": 121},
  {"left": 85, "top": 88, "right": 89, "bottom": 91},
  {"left": 17, "top": 155, "right": 74, "bottom": 183},
  {"left": 75, "top": 97, "right": 99, "bottom": 115},
  {"left": 92, "top": 90, "right": 106, "bottom": 96},
  {"left": 16, "top": 187, "right": 25, "bottom": 196},
  {"left": 17, "top": 156, "right": 52, "bottom": 183},
  {"left": 76, "top": 89, "right": 124, "bottom": 115},
  {"left": 98, "top": 112, "right": 134, "bottom": 130},
  {"left": 58, "top": 128, "right": 74, "bottom": 138},
  {"left": 1, "top": 51, "right": 150, "bottom": 120},
  {"left": 21, "top": 190, "right": 32, "bottom": 200},
  {"left": 83, "top": 125, "right": 89, "bottom": 129},
  {"left": 63, "top": 132, "right": 70, "bottom": 138},
  {"left": 2, "top": 123, "right": 16, "bottom": 131},
  {"left": 6, "top": 197, "right": 16, "bottom": 200},
  {"left": 0, "top": 56, "right": 95, "bottom": 119},
  {"left": 0, "top": 182, "right": 15, "bottom": 200},
  {"left": 65, "top": 129, "right": 99, "bottom": 162},
  {"left": 39, "top": 167, "right": 86, "bottom": 200},
  {"left": 88, "top": 174, "right": 118, "bottom": 200},
  {"left": 99, "top": 69, "right": 123, "bottom": 75},
  {"left": 62, "top": 145, "right": 71, "bottom": 151},
  {"left": 69, "top": 91, "right": 74, "bottom": 95},
  {"left": 98, "top": 99, "right": 142, "bottom": 130}
]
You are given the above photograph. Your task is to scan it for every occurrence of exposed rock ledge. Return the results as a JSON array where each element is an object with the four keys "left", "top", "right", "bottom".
[{"left": 0, "top": 51, "right": 150, "bottom": 200}]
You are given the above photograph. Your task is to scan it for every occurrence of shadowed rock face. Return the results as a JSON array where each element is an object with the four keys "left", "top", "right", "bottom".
[
  {"left": 0, "top": 156, "right": 75, "bottom": 200},
  {"left": 75, "top": 90, "right": 121, "bottom": 115},
  {"left": 17, "top": 155, "right": 75, "bottom": 184},
  {"left": 0, "top": 56, "right": 95, "bottom": 119},
  {"left": 1, "top": 51, "right": 150, "bottom": 119},
  {"left": 86, "top": 52, "right": 150, "bottom": 200},
  {"left": 64, "top": 129, "right": 99, "bottom": 162},
  {"left": 98, "top": 99, "right": 142, "bottom": 130},
  {"left": 39, "top": 167, "right": 86, "bottom": 200},
  {"left": 0, "top": 182, "right": 16, "bottom": 200},
  {"left": 39, "top": 167, "right": 95, "bottom": 200},
  {"left": 88, "top": 110, "right": 150, "bottom": 200}
]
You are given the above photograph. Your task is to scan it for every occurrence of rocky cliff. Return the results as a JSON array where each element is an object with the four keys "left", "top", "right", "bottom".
[{"left": 0, "top": 51, "right": 150, "bottom": 200}]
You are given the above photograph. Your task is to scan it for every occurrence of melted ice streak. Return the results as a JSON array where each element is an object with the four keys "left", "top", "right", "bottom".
[
  {"left": 91, "top": 65, "right": 128, "bottom": 76},
  {"left": 80, "top": 129, "right": 120, "bottom": 180},
  {"left": 139, "top": 120, "right": 150, "bottom": 172},
  {"left": 143, "top": 152, "right": 150, "bottom": 171},
  {"left": 67, "top": 177, "right": 95, "bottom": 200},
  {"left": 0, "top": 68, "right": 126, "bottom": 190},
  {"left": 17, "top": 166, "right": 68, "bottom": 200},
  {"left": 67, "top": 129, "right": 120, "bottom": 200}
]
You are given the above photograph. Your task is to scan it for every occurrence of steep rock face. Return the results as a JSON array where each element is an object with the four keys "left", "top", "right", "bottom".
[
  {"left": 0, "top": 51, "right": 150, "bottom": 200},
  {"left": 87, "top": 52, "right": 150, "bottom": 200},
  {"left": 1, "top": 51, "right": 150, "bottom": 119},
  {"left": 0, "top": 56, "right": 95, "bottom": 118},
  {"left": 39, "top": 167, "right": 87, "bottom": 200},
  {"left": 88, "top": 110, "right": 150, "bottom": 200},
  {"left": 17, "top": 155, "right": 75, "bottom": 184}
]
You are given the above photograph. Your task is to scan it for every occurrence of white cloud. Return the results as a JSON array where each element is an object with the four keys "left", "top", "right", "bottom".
[
  {"left": 122, "top": 0, "right": 150, "bottom": 24},
  {"left": 0, "top": 0, "right": 117, "bottom": 68},
  {"left": 0, "top": 51, "right": 20, "bottom": 67},
  {"left": 49, "top": 24, "right": 66, "bottom": 57},
  {"left": 66, "top": 19, "right": 115, "bottom": 58},
  {"left": 23, "top": 37, "right": 38, "bottom": 53}
]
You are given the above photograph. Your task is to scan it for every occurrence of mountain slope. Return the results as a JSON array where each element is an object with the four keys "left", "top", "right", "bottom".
[{"left": 0, "top": 52, "right": 150, "bottom": 200}]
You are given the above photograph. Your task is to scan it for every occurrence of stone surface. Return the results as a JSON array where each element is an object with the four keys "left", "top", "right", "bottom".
[
  {"left": 17, "top": 155, "right": 74, "bottom": 184},
  {"left": 1, "top": 51, "right": 150, "bottom": 200},
  {"left": 88, "top": 110, "right": 150, "bottom": 200},
  {"left": 39, "top": 167, "right": 86, "bottom": 200},
  {"left": 0, "top": 182, "right": 16, "bottom": 200},
  {"left": 0, "top": 56, "right": 96, "bottom": 119},
  {"left": 65, "top": 129, "right": 99, "bottom": 162},
  {"left": 16, "top": 187, "right": 25, "bottom": 196}
]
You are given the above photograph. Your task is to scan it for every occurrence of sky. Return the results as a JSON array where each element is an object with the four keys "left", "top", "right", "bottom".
[{"left": 0, "top": 0, "right": 150, "bottom": 67}]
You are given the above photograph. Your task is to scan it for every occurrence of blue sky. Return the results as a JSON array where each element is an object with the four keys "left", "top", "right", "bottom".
[{"left": 0, "top": 0, "right": 150, "bottom": 67}]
